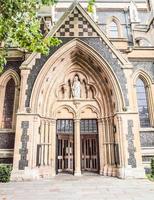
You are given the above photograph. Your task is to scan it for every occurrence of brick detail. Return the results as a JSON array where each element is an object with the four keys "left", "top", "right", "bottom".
[
  {"left": 19, "top": 121, "right": 29, "bottom": 170},
  {"left": 126, "top": 120, "right": 136, "bottom": 168},
  {"left": 54, "top": 8, "right": 98, "bottom": 37}
]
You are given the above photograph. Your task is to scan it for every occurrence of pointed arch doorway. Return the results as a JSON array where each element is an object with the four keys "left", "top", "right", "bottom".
[{"left": 30, "top": 39, "right": 125, "bottom": 177}]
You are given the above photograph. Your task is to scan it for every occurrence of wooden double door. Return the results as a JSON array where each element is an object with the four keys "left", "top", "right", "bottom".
[{"left": 57, "top": 134, "right": 99, "bottom": 173}]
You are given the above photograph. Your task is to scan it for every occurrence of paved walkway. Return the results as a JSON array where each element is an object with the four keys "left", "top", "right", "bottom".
[{"left": 0, "top": 175, "right": 154, "bottom": 200}]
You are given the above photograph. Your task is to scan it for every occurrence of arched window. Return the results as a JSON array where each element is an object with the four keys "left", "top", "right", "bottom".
[
  {"left": 108, "top": 21, "right": 118, "bottom": 38},
  {"left": 2, "top": 78, "right": 15, "bottom": 129},
  {"left": 136, "top": 78, "right": 150, "bottom": 127}
]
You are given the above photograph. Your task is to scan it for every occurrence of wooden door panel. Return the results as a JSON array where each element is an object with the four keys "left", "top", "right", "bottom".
[
  {"left": 57, "top": 135, "right": 74, "bottom": 173},
  {"left": 81, "top": 134, "right": 99, "bottom": 172}
]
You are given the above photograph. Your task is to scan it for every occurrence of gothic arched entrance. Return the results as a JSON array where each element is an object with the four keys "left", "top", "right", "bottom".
[
  {"left": 51, "top": 67, "right": 103, "bottom": 175},
  {"left": 28, "top": 39, "right": 125, "bottom": 177},
  {"left": 11, "top": 39, "right": 127, "bottom": 180}
]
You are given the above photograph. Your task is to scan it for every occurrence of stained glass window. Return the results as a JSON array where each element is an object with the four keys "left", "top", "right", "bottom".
[
  {"left": 2, "top": 78, "right": 15, "bottom": 129},
  {"left": 56, "top": 119, "right": 73, "bottom": 134},
  {"left": 80, "top": 119, "right": 98, "bottom": 134},
  {"left": 136, "top": 78, "right": 150, "bottom": 127},
  {"left": 109, "top": 21, "right": 118, "bottom": 38}
]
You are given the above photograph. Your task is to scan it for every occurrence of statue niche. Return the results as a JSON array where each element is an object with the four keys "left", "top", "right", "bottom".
[{"left": 57, "top": 73, "right": 95, "bottom": 100}]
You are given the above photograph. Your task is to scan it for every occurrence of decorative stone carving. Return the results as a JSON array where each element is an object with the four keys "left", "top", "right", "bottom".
[
  {"left": 25, "top": 37, "right": 129, "bottom": 107},
  {"left": 57, "top": 72, "right": 95, "bottom": 100},
  {"left": 129, "top": 0, "right": 139, "bottom": 23}
]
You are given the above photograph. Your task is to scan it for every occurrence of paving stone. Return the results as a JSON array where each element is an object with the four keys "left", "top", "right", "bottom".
[{"left": 0, "top": 176, "right": 154, "bottom": 200}]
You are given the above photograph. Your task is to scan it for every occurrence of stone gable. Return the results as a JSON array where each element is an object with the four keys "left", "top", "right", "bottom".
[{"left": 54, "top": 8, "right": 98, "bottom": 37}]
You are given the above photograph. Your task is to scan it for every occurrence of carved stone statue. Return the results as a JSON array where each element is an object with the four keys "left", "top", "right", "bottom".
[
  {"left": 129, "top": 0, "right": 139, "bottom": 22},
  {"left": 72, "top": 75, "right": 81, "bottom": 98}
]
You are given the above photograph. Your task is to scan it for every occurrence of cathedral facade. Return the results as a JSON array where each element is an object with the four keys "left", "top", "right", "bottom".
[{"left": 0, "top": 0, "right": 154, "bottom": 180}]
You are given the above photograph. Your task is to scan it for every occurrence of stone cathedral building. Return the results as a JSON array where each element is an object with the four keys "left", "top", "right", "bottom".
[{"left": 0, "top": 0, "right": 154, "bottom": 180}]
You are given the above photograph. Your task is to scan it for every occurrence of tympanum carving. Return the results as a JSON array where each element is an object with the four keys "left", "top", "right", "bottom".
[{"left": 57, "top": 73, "right": 95, "bottom": 100}]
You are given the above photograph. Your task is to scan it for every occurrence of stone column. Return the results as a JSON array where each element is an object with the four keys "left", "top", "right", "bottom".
[
  {"left": 50, "top": 119, "right": 56, "bottom": 176},
  {"left": 109, "top": 116, "right": 117, "bottom": 177},
  {"left": 0, "top": 85, "right": 5, "bottom": 128},
  {"left": 116, "top": 115, "right": 126, "bottom": 178},
  {"left": 44, "top": 121, "right": 49, "bottom": 165},
  {"left": 98, "top": 118, "right": 104, "bottom": 175},
  {"left": 103, "top": 117, "right": 108, "bottom": 176},
  {"left": 107, "top": 117, "right": 112, "bottom": 176},
  {"left": 74, "top": 119, "right": 81, "bottom": 176},
  {"left": 102, "top": 118, "right": 107, "bottom": 174},
  {"left": 40, "top": 120, "right": 45, "bottom": 166},
  {"left": 31, "top": 116, "right": 40, "bottom": 168},
  {"left": 18, "top": 69, "right": 30, "bottom": 112},
  {"left": 49, "top": 121, "right": 52, "bottom": 166}
]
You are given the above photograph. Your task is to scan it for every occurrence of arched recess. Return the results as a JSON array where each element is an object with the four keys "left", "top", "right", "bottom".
[
  {"left": 132, "top": 69, "right": 154, "bottom": 127},
  {"left": 30, "top": 38, "right": 125, "bottom": 116},
  {"left": 0, "top": 69, "right": 20, "bottom": 130},
  {"left": 26, "top": 38, "right": 129, "bottom": 177},
  {"left": 29, "top": 39, "right": 126, "bottom": 176},
  {"left": 135, "top": 37, "right": 152, "bottom": 47},
  {"left": 106, "top": 16, "right": 123, "bottom": 38},
  {"left": 53, "top": 105, "right": 76, "bottom": 119},
  {"left": 77, "top": 105, "right": 100, "bottom": 119}
]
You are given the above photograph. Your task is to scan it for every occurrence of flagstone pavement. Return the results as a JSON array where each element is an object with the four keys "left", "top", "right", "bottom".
[{"left": 0, "top": 175, "right": 154, "bottom": 200}]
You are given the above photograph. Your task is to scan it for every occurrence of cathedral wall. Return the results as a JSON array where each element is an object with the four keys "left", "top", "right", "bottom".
[{"left": 0, "top": 0, "right": 153, "bottom": 180}]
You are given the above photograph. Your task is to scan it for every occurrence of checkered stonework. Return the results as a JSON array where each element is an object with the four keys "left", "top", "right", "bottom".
[{"left": 55, "top": 8, "right": 98, "bottom": 37}]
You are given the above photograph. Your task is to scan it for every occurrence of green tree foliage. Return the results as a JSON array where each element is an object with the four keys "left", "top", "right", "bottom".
[
  {"left": 0, "top": 0, "right": 95, "bottom": 72},
  {"left": 151, "top": 158, "right": 154, "bottom": 177},
  {"left": 87, "top": 0, "right": 96, "bottom": 12},
  {"left": 0, "top": 165, "right": 12, "bottom": 182},
  {"left": 0, "top": 0, "right": 60, "bottom": 72}
]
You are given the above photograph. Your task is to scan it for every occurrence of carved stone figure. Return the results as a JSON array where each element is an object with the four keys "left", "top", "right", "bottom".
[
  {"left": 72, "top": 75, "right": 81, "bottom": 98},
  {"left": 129, "top": 0, "right": 139, "bottom": 22}
]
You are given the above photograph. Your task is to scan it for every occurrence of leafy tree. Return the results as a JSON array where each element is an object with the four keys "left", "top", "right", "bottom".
[
  {"left": 151, "top": 158, "right": 154, "bottom": 178},
  {"left": 0, "top": 0, "right": 95, "bottom": 72}
]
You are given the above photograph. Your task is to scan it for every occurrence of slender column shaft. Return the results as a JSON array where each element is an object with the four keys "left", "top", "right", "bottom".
[
  {"left": 74, "top": 119, "right": 81, "bottom": 176},
  {"left": 98, "top": 119, "right": 104, "bottom": 175},
  {"left": 48, "top": 122, "right": 52, "bottom": 166},
  {"left": 45, "top": 121, "right": 49, "bottom": 165},
  {"left": 106, "top": 118, "right": 111, "bottom": 165},
  {"left": 50, "top": 119, "right": 56, "bottom": 176},
  {"left": 40, "top": 121, "right": 44, "bottom": 166},
  {"left": 117, "top": 116, "right": 124, "bottom": 168}
]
